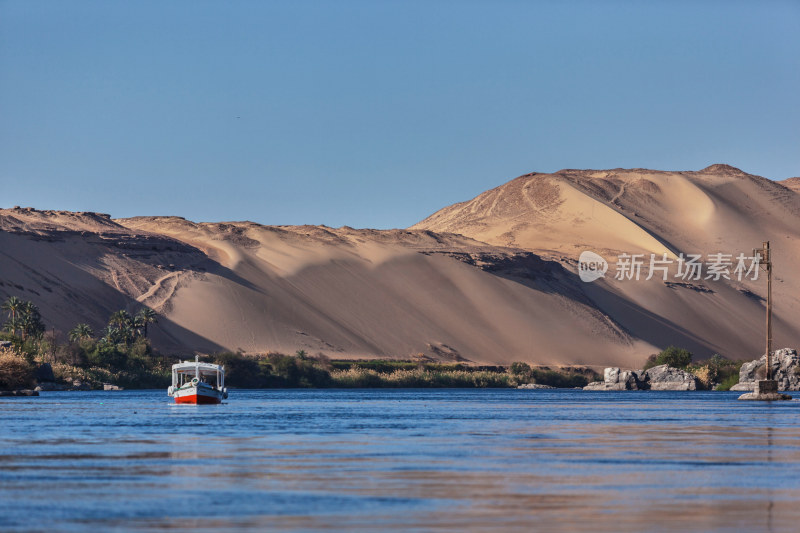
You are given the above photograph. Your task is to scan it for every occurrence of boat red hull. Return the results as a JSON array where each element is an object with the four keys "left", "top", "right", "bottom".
[{"left": 174, "top": 393, "right": 221, "bottom": 405}]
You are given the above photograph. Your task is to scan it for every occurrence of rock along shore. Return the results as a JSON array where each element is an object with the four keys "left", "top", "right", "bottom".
[
  {"left": 584, "top": 365, "right": 699, "bottom": 391},
  {"left": 730, "top": 348, "right": 800, "bottom": 391},
  {"left": 0, "top": 389, "right": 39, "bottom": 396}
]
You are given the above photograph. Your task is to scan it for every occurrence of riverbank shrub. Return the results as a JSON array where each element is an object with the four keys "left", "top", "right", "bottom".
[
  {"left": 715, "top": 373, "right": 741, "bottom": 391},
  {"left": 329, "top": 367, "right": 514, "bottom": 388},
  {"left": 209, "top": 353, "right": 592, "bottom": 389},
  {"left": 644, "top": 346, "right": 692, "bottom": 370},
  {"left": 210, "top": 351, "right": 334, "bottom": 388},
  {"left": 509, "top": 361, "right": 595, "bottom": 388},
  {"left": 529, "top": 368, "right": 591, "bottom": 388},
  {"left": 682, "top": 354, "right": 744, "bottom": 390},
  {"left": 0, "top": 347, "right": 36, "bottom": 390}
]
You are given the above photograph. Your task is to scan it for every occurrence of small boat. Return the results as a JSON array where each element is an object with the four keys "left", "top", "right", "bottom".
[{"left": 168, "top": 356, "right": 228, "bottom": 404}]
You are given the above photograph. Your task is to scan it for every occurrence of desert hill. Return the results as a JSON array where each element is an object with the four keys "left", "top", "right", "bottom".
[
  {"left": 782, "top": 177, "right": 800, "bottom": 193},
  {"left": 1, "top": 164, "right": 798, "bottom": 367},
  {"left": 412, "top": 164, "right": 800, "bottom": 362},
  {"left": 0, "top": 207, "right": 648, "bottom": 366}
]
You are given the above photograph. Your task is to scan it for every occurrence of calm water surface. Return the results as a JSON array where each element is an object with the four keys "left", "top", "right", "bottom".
[{"left": 2, "top": 389, "right": 800, "bottom": 532}]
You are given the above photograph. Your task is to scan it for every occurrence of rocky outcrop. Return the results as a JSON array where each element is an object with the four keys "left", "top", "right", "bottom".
[
  {"left": 34, "top": 382, "right": 63, "bottom": 392},
  {"left": 584, "top": 365, "right": 698, "bottom": 391},
  {"left": 70, "top": 380, "right": 92, "bottom": 391},
  {"left": 585, "top": 367, "right": 646, "bottom": 390},
  {"left": 733, "top": 349, "right": 799, "bottom": 391},
  {"left": 0, "top": 389, "right": 39, "bottom": 396},
  {"left": 517, "top": 383, "right": 556, "bottom": 389},
  {"left": 645, "top": 364, "right": 698, "bottom": 391}
]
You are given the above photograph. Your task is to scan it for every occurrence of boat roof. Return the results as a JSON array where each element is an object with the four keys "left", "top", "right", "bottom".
[{"left": 172, "top": 360, "right": 224, "bottom": 374}]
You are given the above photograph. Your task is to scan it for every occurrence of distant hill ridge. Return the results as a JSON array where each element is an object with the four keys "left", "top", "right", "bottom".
[{"left": 1, "top": 164, "right": 799, "bottom": 366}]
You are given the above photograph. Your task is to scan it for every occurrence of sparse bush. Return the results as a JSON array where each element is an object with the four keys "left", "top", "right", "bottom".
[
  {"left": 86, "top": 342, "right": 127, "bottom": 370},
  {"left": 644, "top": 346, "right": 692, "bottom": 370},
  {"left": 214, "top": 352, "right": 264, "bottom": 388},
  {"left": 510, "top": 361, "right": 532, "bottom": 376},
  {"left": 692, "top": 365, "right": 713, "bottom": 390},
  {"left": 528, "top": 368, "right": 591, "bottom": 388},
  {"left": 704, "top": 354, "right": 742, "bottom": 388},
  {"left": 716, "top": 373, "right": 740, "bottom": 392}
]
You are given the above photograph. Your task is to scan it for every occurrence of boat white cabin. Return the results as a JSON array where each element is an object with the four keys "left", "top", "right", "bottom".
[{"left": 168, "top": 356, "right": 227, "bottom": 404}]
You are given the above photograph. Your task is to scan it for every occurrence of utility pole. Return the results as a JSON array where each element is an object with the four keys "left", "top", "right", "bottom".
[
  {"left": 739, "top": 241, "right": 790, "bottom": 400},
  {"left": 754, "top": 241, "right": 772, "bottom": 379}
]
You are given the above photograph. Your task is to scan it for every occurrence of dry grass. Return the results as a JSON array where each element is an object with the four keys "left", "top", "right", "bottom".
[
  {"left": 330, "top": 367, "right": 515, "bottom": 388},
  {"left": 0, "top": 347, "right": 35, "bottom": 390},
  {"left": 692, "top": 365, "right": 713, "bottom": 389}
]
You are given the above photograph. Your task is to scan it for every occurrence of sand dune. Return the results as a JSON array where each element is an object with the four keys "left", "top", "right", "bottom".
[
  {"left": 413, "top": 164, "right": 800, "bottom": 362},
  {"left": 1, "top": 164, "right": 797, "bottom": 367},
  {"left": 0, "top": 208, "right": 649, "bottom": 366}
]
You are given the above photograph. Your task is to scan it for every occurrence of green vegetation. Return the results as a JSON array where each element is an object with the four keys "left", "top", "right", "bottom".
[
  {"left": 644, "top": 346, "right": 693, "bottom": 370},
  {"left": 694, "top": 354, "right": 743, "bottom": 391},
  {"left": 208, "top": 352, "right": 595, "bottom": 389},
  {"left": 0, "top": 293, "right": 602, "bottom": 390},
  {"left": 10, "top": 295, "right": 733, "bottom": 392},
  {"left": 1, "top": 296, "right": 168, "bottom": 390},
  {"left": 329, "top": 367, "right": 514, "bottom": 388},
  {"left": 330, "top": 359, "right": 504, "bottom": 374},
  {"left": 2, "top": 296, "right": 45, "bottom": 340},
  {"left": 212, "top": 351, "right": 333, "bottom": 388},
  {"left": 508, "top": 361, "right": 597, "bottom": 388},
  {"left": 715, "top": 373, "right": 741, "bottom": 392},
  {"left": 642, "top": 348, "right": 745, "bottom": 390}
]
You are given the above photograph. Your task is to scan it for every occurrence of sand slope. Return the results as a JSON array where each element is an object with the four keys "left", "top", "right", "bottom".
[
  {"left": 1, "top": 164, "right": 797, "bottom": 367},
  {"left": 0, "top": 208, "right": 649, "bottom": 366},
  {"left": 781, "top": 177, "right": 800, "bottom": 193},
  {"left": 412, "top": 164, "right": 800, "bottom": 361}
]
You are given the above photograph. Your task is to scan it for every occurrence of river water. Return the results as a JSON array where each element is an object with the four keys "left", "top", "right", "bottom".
[{"left": 2, "top": 389, "right": 800, "bottom": 532}]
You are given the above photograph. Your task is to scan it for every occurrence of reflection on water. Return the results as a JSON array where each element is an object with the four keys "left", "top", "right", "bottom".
[{"left": 2, "top": 390, "right": 800, "bottom": 531}]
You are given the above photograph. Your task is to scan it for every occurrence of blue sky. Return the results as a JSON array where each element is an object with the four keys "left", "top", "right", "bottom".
[{"left": 1, "top": 0, "right": 798, "bottom": 228}]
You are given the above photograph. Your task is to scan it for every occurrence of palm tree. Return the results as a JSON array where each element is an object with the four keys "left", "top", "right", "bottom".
[
  {"left": 109, "top": 310, "right": 132, "bottom": 330},
  {"left": 1, "top": 296, "right": 23, "bottom": 336},
  {"left": 120, "top": 324, "right": 136, "bottom": 345},
  {"left": 69, "top": 323, "right": 94, "bottom": 342},
  {"left": 18, "top": 301, "right": 44, "bottom": 341},
  {"left": 135, "top": 308, "right": 158, "bottom": 338},
  {"left": 101, "top": 325, "right": 121, "bottom": 345},
  {"left": 4, "top": 316, "right": 22, "bottom": 338}
]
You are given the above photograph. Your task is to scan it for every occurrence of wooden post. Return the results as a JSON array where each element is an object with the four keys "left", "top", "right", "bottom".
[
  {"left": 765, "top": 241, "right": 772, "bottom": 380},
  {"left": 755, "top": 241, "right": 773, "bottom": 380},
  {"left": 739, "top": 241, "right": 791, "bottom": 400},
  {"left": 753, "top": 241, "right": 773, "bottom": 380}
]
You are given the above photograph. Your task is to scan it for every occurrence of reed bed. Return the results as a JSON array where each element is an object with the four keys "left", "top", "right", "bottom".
[{"left": 330, "top": 367, "right": 516, "bottom": 388}]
